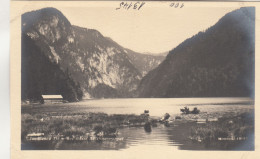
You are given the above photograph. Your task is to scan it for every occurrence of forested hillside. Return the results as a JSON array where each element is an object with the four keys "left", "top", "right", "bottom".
[{"left": 137, "top": 7, "right": 255, "bottom": 98}]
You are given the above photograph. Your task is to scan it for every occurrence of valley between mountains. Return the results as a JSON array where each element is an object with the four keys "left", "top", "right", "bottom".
[{"left": 21, "top": 7, "right": 255, "bottom": 102}]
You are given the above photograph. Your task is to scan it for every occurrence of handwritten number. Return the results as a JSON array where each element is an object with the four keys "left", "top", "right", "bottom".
[
  {"left": 138, "top": 2, "right": 145, "bottom": 10},
  {"left": 133, "top": 2, "right": 139, "bottom": 9},
  {"left": 116, "top": 2, "right": 145, "bottom": 10},
  {"left": 170, "top": 3, "right": 184, "bottom": 8},
  {"left": 116, "top": 2, "right": 124, "bottom": 10},
  {"left": 127, "top": 3, "right": 133, "bottom": 10}
]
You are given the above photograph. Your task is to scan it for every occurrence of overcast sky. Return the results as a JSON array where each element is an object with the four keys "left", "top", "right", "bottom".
[{"left": 20, "top": 2, "right": 239, "bottom": 54}]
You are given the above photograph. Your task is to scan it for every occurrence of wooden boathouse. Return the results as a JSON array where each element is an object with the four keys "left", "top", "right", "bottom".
[{"left": 41, "top": 95, "right": 63, "bottom": 104}]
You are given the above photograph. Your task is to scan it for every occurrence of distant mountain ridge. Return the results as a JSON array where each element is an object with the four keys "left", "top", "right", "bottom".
[
  {"left": 105, "top": 36, "right": 166, "bottom": 76},
  {"left": 22, "top": 7, "right": 164, "bottom": 101},
  {"left": 124, "top": 49, "right": 165, "bottom": 76},
  {"left": 137, "top": 7, "right": 255, "bottom": 98}
]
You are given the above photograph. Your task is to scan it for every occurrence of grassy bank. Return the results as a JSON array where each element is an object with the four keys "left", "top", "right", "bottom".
[
  {"left": 186, "top": 112, "right": 254, "bottom": 149},
  {"left": 22, "top": 111, "right": 157, "bottom": 141}
]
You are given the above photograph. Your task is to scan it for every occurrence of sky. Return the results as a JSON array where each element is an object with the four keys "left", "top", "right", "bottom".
[{"left": 20, "top": 2, "right": 240, "bottom": 54}]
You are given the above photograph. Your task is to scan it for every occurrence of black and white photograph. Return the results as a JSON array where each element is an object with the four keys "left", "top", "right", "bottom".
[{"left": 12, "top": 1, "right": 256, "bottom": 153}]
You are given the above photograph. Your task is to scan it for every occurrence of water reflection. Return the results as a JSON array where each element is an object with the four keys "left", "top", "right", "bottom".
[
  {"left": 144, "top": 122, "right": 152, "bottom": 133},
  {"left": 22, "top": 122, "right": 254, "bottom": 150}
]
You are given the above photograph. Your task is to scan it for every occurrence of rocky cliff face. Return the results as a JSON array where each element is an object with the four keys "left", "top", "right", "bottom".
[
  {"left": 137, "top": 7, "right": 255, "bottom": 98},
  {"left": 22, "top": 7, "right": 164, "bottom": 100}
]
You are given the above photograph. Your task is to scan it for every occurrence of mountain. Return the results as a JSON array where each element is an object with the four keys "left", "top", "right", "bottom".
[
  {"left": 124, "top": 49, "right": 165, "bottom": 76},
  {"left": 21, "top": 7, "right": 164, "bottom": 101},
  {"left": 137, "top": 7, "right": 255, "bottom": 98},
  {"left": 104, "top": 37, "right": 165, "bottom": 76},
  {"left": 22, "top": 35, "right": 84, "bottom": 102}
]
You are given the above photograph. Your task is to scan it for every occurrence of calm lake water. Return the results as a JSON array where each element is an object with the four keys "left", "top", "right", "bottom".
[
  {"left": 65, "top": 97, "right": 254, "bottom": 117},
  {"left": 22, "top": 97, "right": 254, "bottom": 150}
]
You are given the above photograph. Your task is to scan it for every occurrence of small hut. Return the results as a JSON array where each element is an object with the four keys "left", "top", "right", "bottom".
[{"left": 41, "top": 95, "right": 63, "bottom": 104}]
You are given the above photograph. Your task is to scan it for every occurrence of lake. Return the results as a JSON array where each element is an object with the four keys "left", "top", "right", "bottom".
[
  {"left": 65, "top": 97, "right": 254, "bottom": 116},
  {"left": 21, "top": 97, "right": 254, "bottom": 150}
]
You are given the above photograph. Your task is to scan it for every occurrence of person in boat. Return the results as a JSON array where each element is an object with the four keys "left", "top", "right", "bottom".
[{"left": 180, "top": 106, "right": 189, "bottom": 113}]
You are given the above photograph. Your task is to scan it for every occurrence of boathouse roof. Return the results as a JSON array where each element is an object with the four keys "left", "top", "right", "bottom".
[{"left": 42, "top": 95, "right": 63, "bottom": 99}]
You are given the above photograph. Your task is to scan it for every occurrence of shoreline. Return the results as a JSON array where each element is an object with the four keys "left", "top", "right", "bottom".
[{"left": 21, "top": 102, "right": 254, "bottom": 150}]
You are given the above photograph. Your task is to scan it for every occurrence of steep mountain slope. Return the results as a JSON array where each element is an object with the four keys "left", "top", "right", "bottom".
[
  {"left": 105, "top": 38, "right": 166, "bottom": 76},
  {"left": 22, "top": 7, "right": 163, "bottom": 100},
  {"left": 124, "top": 49, "right": 165, "bottom": 76},
  {"left": 22, "top": 35, "right": 83, "bottom": 102},
  {"left": 137, "top": 7, "right": 255, "bottom": 98}
]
